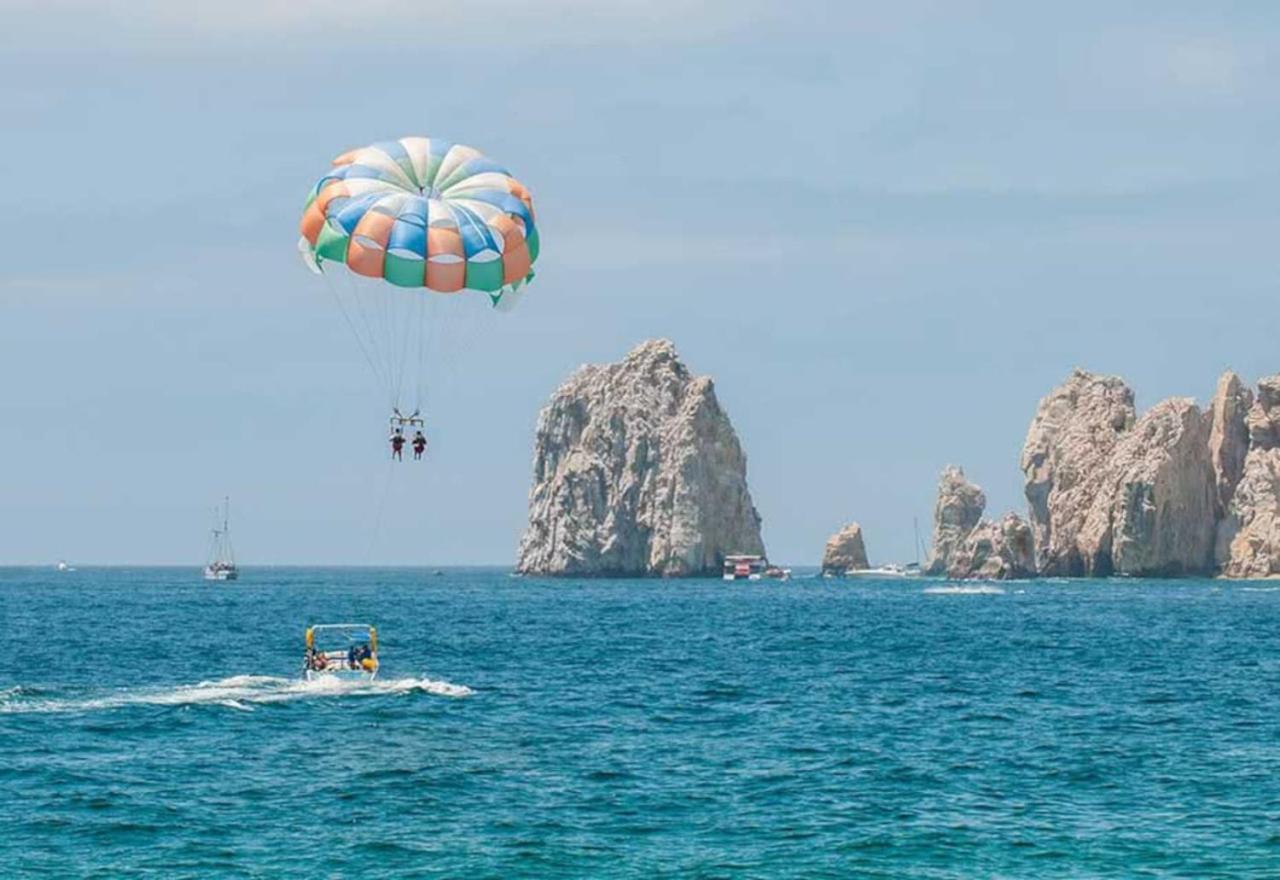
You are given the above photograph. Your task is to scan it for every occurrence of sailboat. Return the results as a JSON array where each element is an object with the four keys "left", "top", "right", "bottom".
[
  {"left": 905, "top": 516, "right": 926, "bottom": 576},
  {"left": 204, "top": 497, "right": 239, "bottom": 581},
  {"left": 843, "top": 518, "right": 927, "bottom": 578}
]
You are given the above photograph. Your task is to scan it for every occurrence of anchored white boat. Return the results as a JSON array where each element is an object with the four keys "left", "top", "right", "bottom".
[
  {"left": 203, "top": 497, "right": 239, "bottom": 581},
  {"left": 304, "top": 624, "right": 379, "bottom": 681},
  {"left": 842, "top": 562, "right": 922, "bottom": 578}
]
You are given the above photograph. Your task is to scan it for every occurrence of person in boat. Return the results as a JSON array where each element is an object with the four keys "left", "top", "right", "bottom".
[
  {"left": 390, "top": 427, "right": 406, "bottom": 461},
  {"left": 412, "top": 430, "right": 427, "bottom": 460}
]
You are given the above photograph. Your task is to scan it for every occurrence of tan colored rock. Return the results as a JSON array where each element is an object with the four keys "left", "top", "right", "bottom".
[
  {"left": 1076, "top": 398, "right": 1215, "bottom": 576},
  {"left": 1218, "top": 375, "right": 1280, "bottom": 577},
  {"left": 925, "top": 466, "right": 985, "bottom": 576},
  {"left": 821, "top": 523, "right": 869, "bottom": 575},
  {"left": 1208, "top": 371, "right": 1252, "bottom": 518},
  {"left": 515, "top": 339, "right": 764, "bottom": 577},
  {"left": 1219, "top": 449, "right": 1280, "bottom": 578},
  {"left": 1246, "top": 376, "right": 1280, "bottom": 451},
  {"left": 1020, "top": 370, "right": 1136, "bottom": 575},
  {"left": 947, "top": 513, "right": 1036, "bottom": 580}
]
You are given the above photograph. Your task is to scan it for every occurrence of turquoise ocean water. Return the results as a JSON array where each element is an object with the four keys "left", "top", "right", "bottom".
[{"left": 2, "top": 567, "right": 1279, "bottom": 877}]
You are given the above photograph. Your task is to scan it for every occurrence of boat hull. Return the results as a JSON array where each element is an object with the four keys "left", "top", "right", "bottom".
[
  {"left": 204, "top": 567, "right": 239, "bottom": 581},
  {"left": 840, "top": 568, "right": 922, "bottom": 579}
]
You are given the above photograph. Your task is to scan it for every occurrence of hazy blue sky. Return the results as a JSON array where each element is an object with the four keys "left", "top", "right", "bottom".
[{"left": 1, "top": 1, "right": 1278, "bottom": 565}]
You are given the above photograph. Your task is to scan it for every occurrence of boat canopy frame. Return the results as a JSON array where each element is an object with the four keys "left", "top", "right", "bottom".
[{"left": 305, "top": 623, "right": 378, "bottom": 652}]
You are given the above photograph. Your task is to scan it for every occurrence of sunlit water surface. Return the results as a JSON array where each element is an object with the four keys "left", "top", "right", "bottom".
[{"left": 3, "top": 568, "right": 1279, "bottom": 877}]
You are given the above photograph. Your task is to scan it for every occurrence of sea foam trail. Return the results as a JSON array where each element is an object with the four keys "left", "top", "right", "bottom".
[
  {"left": 0, "top": 674, "right": 472, "bottom": 715},
  {"left": 922, "top": 584, "right": 1006, "bottom": 595}
]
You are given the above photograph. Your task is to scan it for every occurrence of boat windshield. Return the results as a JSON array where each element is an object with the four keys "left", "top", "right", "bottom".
[{"left": 305, "top": 624, "right": 378, "bottom": 673}]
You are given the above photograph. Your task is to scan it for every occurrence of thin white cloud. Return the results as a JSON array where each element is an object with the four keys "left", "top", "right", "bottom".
[
  {"left": 1085, "top": 30, "right": 1268, "bottom": 104},
  {"left": 0, "top": 0, "right": 785, "bottom": 50}
]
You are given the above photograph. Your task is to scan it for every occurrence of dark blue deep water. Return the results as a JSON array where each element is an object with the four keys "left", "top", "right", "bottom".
[{"left": 3, "top": 568, "right": 1280, "bottom": 878}]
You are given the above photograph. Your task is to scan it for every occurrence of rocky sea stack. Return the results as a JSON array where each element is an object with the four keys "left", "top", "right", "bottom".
[
  {"left": 925, "top": 466, "right": 985, "bottom": 576},
  {"left": 1020, "top": 369, "right": 1135, "bottom": 576},
  {"left": 925, "top": 466, "right": 1033, "bottom": 580},
  {"left": 1216, "top": 375, "right": 1280, "bottom": 577},
  {"left": 1009, "top": 368, "right": 1280, "bottom": 579},
  {"left": 821, "top": 523, "right": 869, "bottom": 575},
  {"left": 515, "top": 340, "right": 764, "bottom": 577}
]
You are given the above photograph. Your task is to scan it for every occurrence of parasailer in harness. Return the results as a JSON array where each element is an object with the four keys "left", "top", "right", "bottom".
[
  {"left": 391, "top": 408, "right": 425, "bottom": 459},
  {"left": 297, "top": 136, "right": 540, "bottom": 455}
]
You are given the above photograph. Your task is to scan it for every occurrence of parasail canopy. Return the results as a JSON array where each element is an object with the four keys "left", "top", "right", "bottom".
[{"left": 298, "top": 136, "right": 539, "bottom": 310}]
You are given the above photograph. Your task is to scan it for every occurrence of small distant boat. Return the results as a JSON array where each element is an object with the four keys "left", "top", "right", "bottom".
[
  {"left": 203, "top": 497, "right": 239, "bottom": 581},
  {"left": 835, "top": 519, "right": 928, "bottom": 579},
  {"left": 843, "top": 562, "right": 925, "bottom": 578},
  {"left": 723, "top": 555, "right": 789, "bottom": 581},
  {"left": 304, "top": 624, "right": 379, "bottom": 681},
  {"left": 723, "top": 554, "right": 766, "bottom": 581},
  {"left": 844, "top": 563, "right": 906, "bottom": 578},
  {"left": 55, "top": 560, "right": 75, "bottom": 572}
]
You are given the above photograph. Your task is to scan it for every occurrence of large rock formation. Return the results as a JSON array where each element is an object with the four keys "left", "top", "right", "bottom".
[
  {"left": 821, "top": 523, "right": 869, "bottom": 575},
  {"left": 1075, "top": 398, "right": 1215, "bottom": 576},
  {"left": 1218, "top": 376, "right": 1280, "bottom": 577},
  {"left": 1208, "top": 371, "right": 1252, "bottom": 518},
  {"left": 515, "top": 339, "right": 764, "bottom": 577},
  {"left": 947, "top": 513, "right": 1036, "bottom": 580},
  {"left": 1020, "top": 370, "right": 1136, "bottom": 576},
  {"left": 924, "top": 466, "right": 985, "bottom": 576}
]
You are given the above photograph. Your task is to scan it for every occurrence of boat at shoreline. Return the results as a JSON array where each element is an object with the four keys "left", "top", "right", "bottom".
[{"left": 722, "top": 555, "right": 791, "bottom": 581}]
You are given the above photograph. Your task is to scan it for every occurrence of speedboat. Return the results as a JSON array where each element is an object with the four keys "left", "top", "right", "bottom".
[{"left": 304, "top": 624, "right": 379, "bottom": 682}]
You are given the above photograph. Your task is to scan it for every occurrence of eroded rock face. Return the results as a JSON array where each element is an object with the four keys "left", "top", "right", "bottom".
[
  {"left": 1219, "top": 376, "right": 1280, "bottom": 577},
  {"left": 1076, "top": 398, "right": 1215, "bottom": 577},
  {"left": 515, "top": 339, "right": 764, "bottom": 577},
  {"left": 1246, "top": 376, "right": 1280, "bottom": 451},
  {"left": 925, "top": 466, "right": 985, "bottom": 576},
  {"left": 1219, "top": 450, "right": 1280, "bottom": 578},
  {"left": 821, "top": 523, "right": 869, "bottom": 575},
  {"left": 947, "top": 513, "right": 1036, "bottom": 580},
  {"left": 1020, "top": 370, "right": 1136, "bottom": 576},
  {"left": 1209, "top": 371, "right": 1252, "bottom": 518}
]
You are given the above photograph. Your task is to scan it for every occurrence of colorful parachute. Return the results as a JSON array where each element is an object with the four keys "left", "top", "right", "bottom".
[
  {"left": 298, "top": 137, "right": 540, "bottom": 419},
  {"left": 298, "top": 136, "right": 538, "bottom": 310}
]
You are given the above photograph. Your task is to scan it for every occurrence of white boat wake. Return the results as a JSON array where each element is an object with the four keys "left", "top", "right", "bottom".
[
  {"left": 0, "top": 674, "right": 472, "bottom": 715},
  {"left": 922, "top": 584, "right": 1006, "bottom": 595}
]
